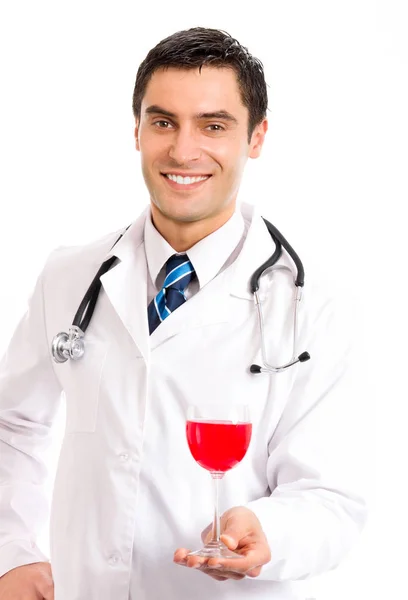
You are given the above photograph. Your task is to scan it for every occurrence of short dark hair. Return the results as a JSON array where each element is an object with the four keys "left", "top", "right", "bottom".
[{"left": 132, "top": 27, "right": 268, "bottom": 143}]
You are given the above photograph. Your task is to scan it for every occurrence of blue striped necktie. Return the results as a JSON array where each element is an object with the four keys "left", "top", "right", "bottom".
[{"left": 148, "top": 254, "right": 196, "bottom": 335}]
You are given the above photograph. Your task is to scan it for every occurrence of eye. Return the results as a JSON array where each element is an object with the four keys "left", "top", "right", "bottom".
[
  {"left": 153, "top": 120, "right": 173, "bottom": 129},
  {"left": 206, "top": 124, "right": 225, "bottom": 131}
]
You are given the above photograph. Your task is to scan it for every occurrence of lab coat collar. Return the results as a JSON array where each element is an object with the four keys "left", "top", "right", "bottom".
[
  {"left": 144, "top": 207, "right": 246, "bottom": 293},
  {"left": 99, "top": 201, "right": 281, "bottom": 356},
  {"left": 102, "top": 207, "right": 148, "bottom": 263},
  {"left": 100, "top": 208, "right": 149, "bottom": 360}
]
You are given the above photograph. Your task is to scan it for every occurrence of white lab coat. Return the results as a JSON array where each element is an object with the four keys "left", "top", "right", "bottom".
[{"left": 0, "top": 202, "right": 367, "bottom": 599}]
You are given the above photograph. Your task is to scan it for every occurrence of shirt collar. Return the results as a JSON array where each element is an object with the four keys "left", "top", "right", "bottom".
[{"left": 144, "top": 206, "right": 245, "bottom": 290}]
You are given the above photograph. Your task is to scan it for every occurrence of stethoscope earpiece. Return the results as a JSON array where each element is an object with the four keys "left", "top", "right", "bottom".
[
  {"left": 298, "top": 351, "right": 311, "bottom": 362},
  {"left": 250, "top": 351, "right": 311, "bottom": 375}
]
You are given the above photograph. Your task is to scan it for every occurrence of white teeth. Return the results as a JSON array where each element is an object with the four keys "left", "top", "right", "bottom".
[{"left": 166, "top": 174, "right": 209, "bottom": 185}]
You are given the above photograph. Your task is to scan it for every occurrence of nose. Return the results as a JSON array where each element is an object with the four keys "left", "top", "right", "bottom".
[{"left": 168, "top": 127, "right": 202, "bottom": 165}]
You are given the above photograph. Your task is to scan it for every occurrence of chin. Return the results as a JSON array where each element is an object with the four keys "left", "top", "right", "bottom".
[{"left": 153, "top": 197, "right": 210, "bottom": 223}]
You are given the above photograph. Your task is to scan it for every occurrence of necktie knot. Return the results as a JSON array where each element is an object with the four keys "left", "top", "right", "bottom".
[{"left": 163, "top": 254, "right": 195, "bottom": 293}]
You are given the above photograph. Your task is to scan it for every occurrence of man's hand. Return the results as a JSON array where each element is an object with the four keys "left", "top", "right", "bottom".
[
  {"left": 174, "top": 506, "right": 271, "bottom": 581},
  {"left": 0, "top": 562, "right": 54, "bottom": 599}
]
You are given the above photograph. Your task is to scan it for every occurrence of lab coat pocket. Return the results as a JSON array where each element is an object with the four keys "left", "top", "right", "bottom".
[{"left": 60, "top": 341, "right": 109, "bottom": 433}]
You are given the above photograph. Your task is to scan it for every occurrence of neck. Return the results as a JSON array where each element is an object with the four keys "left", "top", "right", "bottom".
[{"left": 150, "top": 203, "right": 236, "bottom": 252}]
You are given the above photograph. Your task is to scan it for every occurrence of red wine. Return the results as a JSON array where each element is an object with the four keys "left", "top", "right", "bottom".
[{"left": 186, "top": 420, "right": 252, "bottom": 473}]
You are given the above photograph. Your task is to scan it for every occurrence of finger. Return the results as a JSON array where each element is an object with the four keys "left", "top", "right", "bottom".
[
  {"left": 186, "top": 555, "right": 207, "bottom": 569},
  {"left": 206, "top": 571, "right": 245, "bottom": 581},
  {"left": 173, "top": 550, "right": 207, "bottom": 569},
  {"left": 206, "top": 551, "right": 260, "bottom": 574},
  {"left": 208, "top": 574, "right": 229, "bottom": 581},
  {"left": 196, "top": 565, "right": 246, "bottom": 581},
  {"left": 174, "top": 555, "right": 246, "bottom": 580},
  {"left": 173, "top": 548, "right": 191, "bottom": 564},
  {"left": 174, "top": 547, "right": 259, "bottom": 578}
]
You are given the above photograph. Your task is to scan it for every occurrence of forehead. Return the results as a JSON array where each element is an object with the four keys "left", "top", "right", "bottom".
[{"left": 141, "top": 66, "right": 247, "bottom": 116}]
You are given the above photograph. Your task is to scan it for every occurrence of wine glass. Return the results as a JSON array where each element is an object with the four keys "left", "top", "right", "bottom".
[{"left": 186, "top": 403, "right": 252, "bottom": 559}]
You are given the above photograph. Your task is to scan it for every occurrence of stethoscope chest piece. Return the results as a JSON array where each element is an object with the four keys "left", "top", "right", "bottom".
[{"left": 51, "top": 326, "right": 85, "bottom": 363}]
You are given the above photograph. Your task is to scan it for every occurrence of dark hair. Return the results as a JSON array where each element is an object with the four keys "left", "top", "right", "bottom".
[{"left": 132, "top": 27, "right": 268, "bottom": 143}]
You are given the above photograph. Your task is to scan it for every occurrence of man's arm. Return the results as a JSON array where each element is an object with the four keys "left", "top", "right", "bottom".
[
  {"left": 0, "top": 260, "right": 62, "bottom": 577},
  {"left": 245, "top": 285, "right": 368, "bottom": 580}
]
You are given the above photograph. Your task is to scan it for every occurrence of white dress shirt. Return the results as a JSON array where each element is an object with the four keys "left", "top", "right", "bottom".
[{"left": 144, "top": 207, "right": 246, "bottom": 305}]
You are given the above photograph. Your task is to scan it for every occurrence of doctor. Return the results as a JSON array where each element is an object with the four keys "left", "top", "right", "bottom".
[{"left": 0, "top": 27, "right": 366, "bottom": 600}]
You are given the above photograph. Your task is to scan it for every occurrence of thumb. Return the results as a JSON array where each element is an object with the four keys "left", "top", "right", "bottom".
[
  {"left": 220, "top": 532, "right": 239, "bottom": 550},
  {"left": 220, "top": 523, "right": 242, "bottom": 550}
]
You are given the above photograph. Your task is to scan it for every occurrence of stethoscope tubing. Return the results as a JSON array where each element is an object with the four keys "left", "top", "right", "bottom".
[{"left": 51, "top": 219, "right": 310, "bottom": 371}]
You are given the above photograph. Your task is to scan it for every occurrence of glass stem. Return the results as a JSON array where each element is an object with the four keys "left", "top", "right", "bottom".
[{"left": 210, "top": 473, "right": 223, "bottom": 543}]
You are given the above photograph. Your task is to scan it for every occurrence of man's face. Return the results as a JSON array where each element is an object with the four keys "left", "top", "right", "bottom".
[{"left": 135, "top": 66, "right": 267, "bottom": 224}]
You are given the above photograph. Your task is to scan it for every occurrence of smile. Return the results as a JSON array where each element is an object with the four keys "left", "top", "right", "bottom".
[
  {"left": 164, "top": 174, "right": 210, "bottom": 185},
  {"left": 161, "top": 173, "right": 212, "bottom": 190}
]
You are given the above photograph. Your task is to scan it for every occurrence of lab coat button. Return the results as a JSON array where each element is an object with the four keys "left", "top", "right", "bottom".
[
  {"left": 119, "top": 453, "right": 129, "bottom": 461},
  {"left": 108, "top": 554, "right": 121, "bottom": 565}
]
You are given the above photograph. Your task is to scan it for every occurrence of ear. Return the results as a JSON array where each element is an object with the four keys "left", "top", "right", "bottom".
[
  {"left": 134, "top": 120, "right": 140, "bottom": 152},
  {"left": 249, "top": 118, "right": 268, "bottom": 159}
]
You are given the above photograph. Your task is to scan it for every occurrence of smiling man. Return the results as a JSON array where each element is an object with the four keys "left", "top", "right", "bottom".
[
  {"left": 134, "top": 57, "right": 267, "bottom": 251},
  {"left": 0, "top": 27, "right": 366, "bottom": 600}
]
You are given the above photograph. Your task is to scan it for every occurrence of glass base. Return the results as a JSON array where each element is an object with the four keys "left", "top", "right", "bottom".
[{"left": 187, "top": 540, "right": 243, "bottom": 559}]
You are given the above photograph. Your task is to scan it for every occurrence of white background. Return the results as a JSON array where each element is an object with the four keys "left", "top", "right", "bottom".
[{"left": 0, "top": 1, "right": 407, "bottom": 598}]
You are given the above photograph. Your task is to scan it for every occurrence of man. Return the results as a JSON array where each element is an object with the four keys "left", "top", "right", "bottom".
[{"left": 0, "top": 27, "right": 366, "bottom": 599}]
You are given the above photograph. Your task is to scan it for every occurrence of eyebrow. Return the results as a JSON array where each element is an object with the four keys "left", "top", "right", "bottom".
[{"left": 145, "top": 105, "right": 238, "bottom": 124}]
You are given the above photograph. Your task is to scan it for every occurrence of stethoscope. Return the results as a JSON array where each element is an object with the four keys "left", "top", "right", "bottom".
[{"left": 51, "top": 218, "right": 310, "bottom": 373}]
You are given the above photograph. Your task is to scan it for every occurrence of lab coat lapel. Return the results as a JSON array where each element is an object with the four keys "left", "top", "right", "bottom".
[
  {"left": 100, "top": 215, "right": 150, "bottom": 362},
  {"left": 149, "top": 269, "right": 232, "bottom": 350}
]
